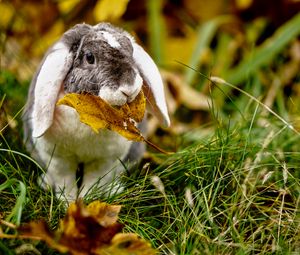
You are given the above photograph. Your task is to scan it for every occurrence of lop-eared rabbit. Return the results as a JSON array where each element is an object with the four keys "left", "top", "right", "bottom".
[{"left": 23, "top": 23, "right": 170, "bottom": 201}]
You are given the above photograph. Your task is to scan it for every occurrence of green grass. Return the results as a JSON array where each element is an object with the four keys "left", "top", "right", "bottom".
[
  {"left": 1, "top": 85, "right": 300, "bottom": 254},
  {"left": 1, "top": 6, "right": 300, "bottom": 254}
]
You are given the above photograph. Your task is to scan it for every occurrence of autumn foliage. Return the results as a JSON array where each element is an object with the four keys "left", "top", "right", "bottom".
[
  {"left": 1, "top": 201, "right": 156, "bottom": 255},
  {"left": 57, "top": 91, "right": 146, "bottom": 142},
  {"left": 1, "top": 0, "right": 300, "bottom": 254}
]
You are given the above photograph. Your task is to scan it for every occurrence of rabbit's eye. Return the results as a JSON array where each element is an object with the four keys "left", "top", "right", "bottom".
[{"left": 85, "top": 52, "right": 95, "bottom": 64}]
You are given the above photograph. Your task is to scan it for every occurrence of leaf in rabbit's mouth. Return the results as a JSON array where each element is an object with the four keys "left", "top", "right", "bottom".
[
  {"left": 57, "top": 91, "right": 146, "bottom": 142},
  {"left": 57, "top": 92, "right": 169, "bottom": 154}
]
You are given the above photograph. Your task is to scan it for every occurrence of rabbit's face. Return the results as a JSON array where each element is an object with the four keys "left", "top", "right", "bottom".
[
  {"left": 64, "top": 31, "right": 143, "bottom": 106},
  {"left": 27, "top": 22, "right": 169, "bottom": 138}
]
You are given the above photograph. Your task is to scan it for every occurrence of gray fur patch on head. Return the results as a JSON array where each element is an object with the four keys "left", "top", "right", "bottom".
[
  {"left": 62, "top": 23, "right": 138, "bottom": 96},
  {"left": 62, "top": 24, "right": 93, "bottom": 48}
]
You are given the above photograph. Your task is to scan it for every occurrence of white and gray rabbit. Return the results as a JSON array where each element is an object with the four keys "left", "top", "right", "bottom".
[{"left": 23, "top": 23, "right": 170, "bottom": 201}]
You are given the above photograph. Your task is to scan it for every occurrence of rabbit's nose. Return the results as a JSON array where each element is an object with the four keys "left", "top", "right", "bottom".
[
  {"left": 120, "top": 89, "right": 130, "bottom": 97},
  {"left": 120, "top": 87, "right": 139, "bottom": 102}
]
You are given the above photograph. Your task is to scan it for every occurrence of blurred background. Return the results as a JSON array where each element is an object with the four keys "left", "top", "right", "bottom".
[
  {"left": 1, "top": 2, "right": 300, "bottom": 254},
  {"left": 1, "top": 0, "right": 300, "bottom": 148}
]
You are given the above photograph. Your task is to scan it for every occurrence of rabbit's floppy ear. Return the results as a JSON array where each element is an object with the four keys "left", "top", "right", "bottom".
[
  {"left": 32, "top": 42, "right": 73, "bottom": 137},
  {"left": 132, "top": 43, "right": 170, "bottom": 127}
]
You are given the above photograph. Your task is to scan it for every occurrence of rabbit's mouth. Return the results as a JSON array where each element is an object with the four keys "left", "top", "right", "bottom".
[
  {"left": 99, "top": 73, "right": 143, "bottom": 106},
  {"left": 99, "top": 86, "right": 141, "bottom": 107},
  {"left": 120, "top": 86, "right": 140, "bottom": 103}
]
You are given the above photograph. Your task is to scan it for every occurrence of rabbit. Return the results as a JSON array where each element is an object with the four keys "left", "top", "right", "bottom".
[{"left": 23, "top": 23, "right": 170, "bottom": 201}]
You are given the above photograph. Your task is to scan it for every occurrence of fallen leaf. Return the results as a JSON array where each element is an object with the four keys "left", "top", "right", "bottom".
[
  {"left": 161, "top": 70, "right": 212, "bottom": 111},
  {"left": 235, "top": 0, "right": 253, "bottom": 10},
  {"left": 58, "top": 0, "right": 81, "bottom": 14},
  {"left": 7, "top": 200, "right": 157, "bottom": 255},
  {"left": 96, "top": 233, "right": 156, "bottom": 255},
  {"left": 58, "top": 201, "right": 123, "bottom": 253},
  {"left": 18, "top": 221, "right": 70, "bottom": 254},
  {"left": 57, "top": 91, "right": 146, "bottom": 142},
  {"left": 93, "top": 0, "right": 130, "bottom": 22},
  {"left": 87, "top": 200, "right": 121, "bottom": 227}
]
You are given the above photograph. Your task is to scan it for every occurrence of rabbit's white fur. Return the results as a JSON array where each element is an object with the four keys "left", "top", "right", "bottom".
[
  {"left": 33, "top": 96, "right": 132, "bottom": 200},
  {"left": 23, "top": 23, "right": 170, "bottom": 201}
]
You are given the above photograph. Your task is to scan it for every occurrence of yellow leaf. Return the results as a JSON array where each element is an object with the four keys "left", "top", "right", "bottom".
[
  {"left": 162, "top": 70, "right": 212, "bottom": 110},
  {"left": 164, "top": 26, "right": 197, "bottom": 68},
  {"left": 19, "top": 201, "right": 125, "bottom": 255},
  {"left": 184, "top": 0, "right": 226, "bottom": 21},
  {"left": 58, "top": 201, "right": 123, "bottom": 253},
  {"left": 0, "top": 3, "right": 14, "bottom": 28},
  {"left": 58, "top": 0, "right": 81, "bottom": 14},
  {"left": 57, "top": 91, "right": 171, "bottom": 154},
  {"left": 235, "top": 0, "right": 253, "bottom": 9},
  {"left": 96, "top": 233, "right": 157, "bottom": 255},
  {"left": 18, "top": 221, "right": 70, "bottom": 254},
  {"left": 4, "top": 201, "right": 158, "bottom": 255},
  {"left": 87, "top": 201, "right": 121, "bottom": 227},
  {"left": 32, "top": 20, "right": 65, "bottom": 56},
  {"left": 57, "top": 91, "right": 146, "bottom": 142},
  {"left": 93, "top": 0, "right": 130, "bottom": 22}
]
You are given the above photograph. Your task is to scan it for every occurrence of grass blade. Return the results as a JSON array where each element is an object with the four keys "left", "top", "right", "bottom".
[
  {"left": 146, "top": 0, "right": 165, "bottom": 65},
  {"left": 184, "top": 16, "right": 232, "bottom": 86},
  {"left": 225, "top": 13, "right": 300, "bottom": 84},
  {"left": 2, "top": 180, "right": 27, "bottom": 226},
  {"left": 0, "top": 241, "right": 14, "bottom": 255}
]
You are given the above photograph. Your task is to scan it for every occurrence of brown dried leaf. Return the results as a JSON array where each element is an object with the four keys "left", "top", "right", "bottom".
[
  {"left": 14, "top": 201, "right": 157, "bottom": 255},
  {"left": 162, "top": 70, "right": 212, "bottom": 111},
  {"left": 18, "top": 221, "right": 70, "bottom": 254},
  {"left": 57, "top": 91, "right": 146, "bottom": 142},
  {"left": 86, "top": 200, "right": 121, "bottom": 227},
  {"left": 58, "top": 201, "right": 123, "bottom": 253},
  {"left": 96, "top": 233, "right": 157, "bottom": 255},
  {"left": 57, "top": 91, "right": 170, "bottom": 154}
]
